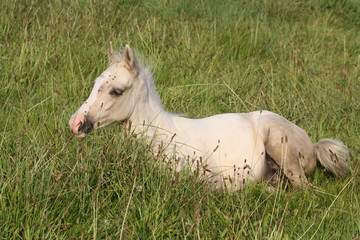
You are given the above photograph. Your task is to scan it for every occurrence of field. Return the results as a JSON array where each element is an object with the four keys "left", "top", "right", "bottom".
[{"left": 0, "top": 0, "right": 359, "bottom": 239}]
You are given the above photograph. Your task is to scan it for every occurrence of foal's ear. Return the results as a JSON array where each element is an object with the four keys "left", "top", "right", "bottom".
[
  {"left": 123, "top": 44, "right": 139, "bottom": 75},
  {"left": 108, "top": 41, "right": 121, "bottom": 64}
]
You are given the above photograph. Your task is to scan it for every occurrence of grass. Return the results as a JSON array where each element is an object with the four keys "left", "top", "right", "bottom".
[{"left": 0, "top": 0, "right": 359, "bottom": 239}]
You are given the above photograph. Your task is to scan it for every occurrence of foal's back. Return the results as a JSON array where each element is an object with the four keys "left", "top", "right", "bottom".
[{"left": 169, "top": 111, "right": 273, "bottom": 184}]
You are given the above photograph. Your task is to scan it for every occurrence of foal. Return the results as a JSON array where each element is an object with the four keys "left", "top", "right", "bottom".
[{"left": 69, "top": 43, "right": 350, "bottom": 189}]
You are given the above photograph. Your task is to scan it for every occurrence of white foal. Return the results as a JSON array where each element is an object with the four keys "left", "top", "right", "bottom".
[{"left": 69, "top": 43, "right": 350, "bottom": 189}]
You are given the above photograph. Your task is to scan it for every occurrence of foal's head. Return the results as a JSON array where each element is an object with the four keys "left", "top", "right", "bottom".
[{"left": 69, "top": 43, "right": 142, "bottom": 137}]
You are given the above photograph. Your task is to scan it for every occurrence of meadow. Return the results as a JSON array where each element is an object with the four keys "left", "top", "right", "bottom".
[{"left": 0, "top": 0, "right": 359, "bottom": 239}]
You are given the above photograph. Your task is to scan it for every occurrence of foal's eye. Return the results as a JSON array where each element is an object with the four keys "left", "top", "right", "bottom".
[{"left": 109, "top": 88, "right": 123, "bottom": 96}]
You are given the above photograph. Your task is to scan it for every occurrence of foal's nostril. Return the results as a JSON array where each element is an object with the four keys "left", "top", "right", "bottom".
[
  {"left": 78, "top": 117, "right": 94, "bottom": 134},
  {"left": 78, "top": 120, "right": 84, "bottom": 130}
]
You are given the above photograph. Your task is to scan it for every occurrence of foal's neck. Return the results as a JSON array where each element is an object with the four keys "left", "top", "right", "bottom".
[{"left": 128, "top": 71, "right": 175, "bottom": 135}]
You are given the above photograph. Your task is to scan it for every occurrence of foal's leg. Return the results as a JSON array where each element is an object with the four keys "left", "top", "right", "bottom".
[
  {"left": 265, "top": 138, "right": 309, "bottom": 187},
  {"left": 261, "top": 115, "right": 316, "bottom": 188}
]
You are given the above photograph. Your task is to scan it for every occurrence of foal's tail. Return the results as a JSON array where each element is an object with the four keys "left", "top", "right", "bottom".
[{"left": 313, "top": 139, "right": 351, "bottom": 177}]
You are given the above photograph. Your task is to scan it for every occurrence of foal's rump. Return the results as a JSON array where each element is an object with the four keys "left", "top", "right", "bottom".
[
  {"left": 256, "top": 110, "right": 350, "bottom": 187},
  {"left": 255, "top": 111, "right": 316, "bottom": 186}
]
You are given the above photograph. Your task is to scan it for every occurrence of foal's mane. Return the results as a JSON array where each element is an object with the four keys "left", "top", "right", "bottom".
[{"left": 117, "top": 49, "right": 163, "bottom": 109}]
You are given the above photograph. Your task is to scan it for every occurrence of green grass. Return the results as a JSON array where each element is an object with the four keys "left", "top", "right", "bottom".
[{"left": 0, "top": 0, "right": 359, "bottom": 239}]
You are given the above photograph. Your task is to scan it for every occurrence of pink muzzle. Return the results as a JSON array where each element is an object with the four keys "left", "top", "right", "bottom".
[{"left": 69, "top": 110, "right": 88, "bottom": 137}]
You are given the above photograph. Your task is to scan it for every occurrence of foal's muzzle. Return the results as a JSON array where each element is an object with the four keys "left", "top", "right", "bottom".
[{"left": 78, "top": 116, "right": 94, "bottom": 135}]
